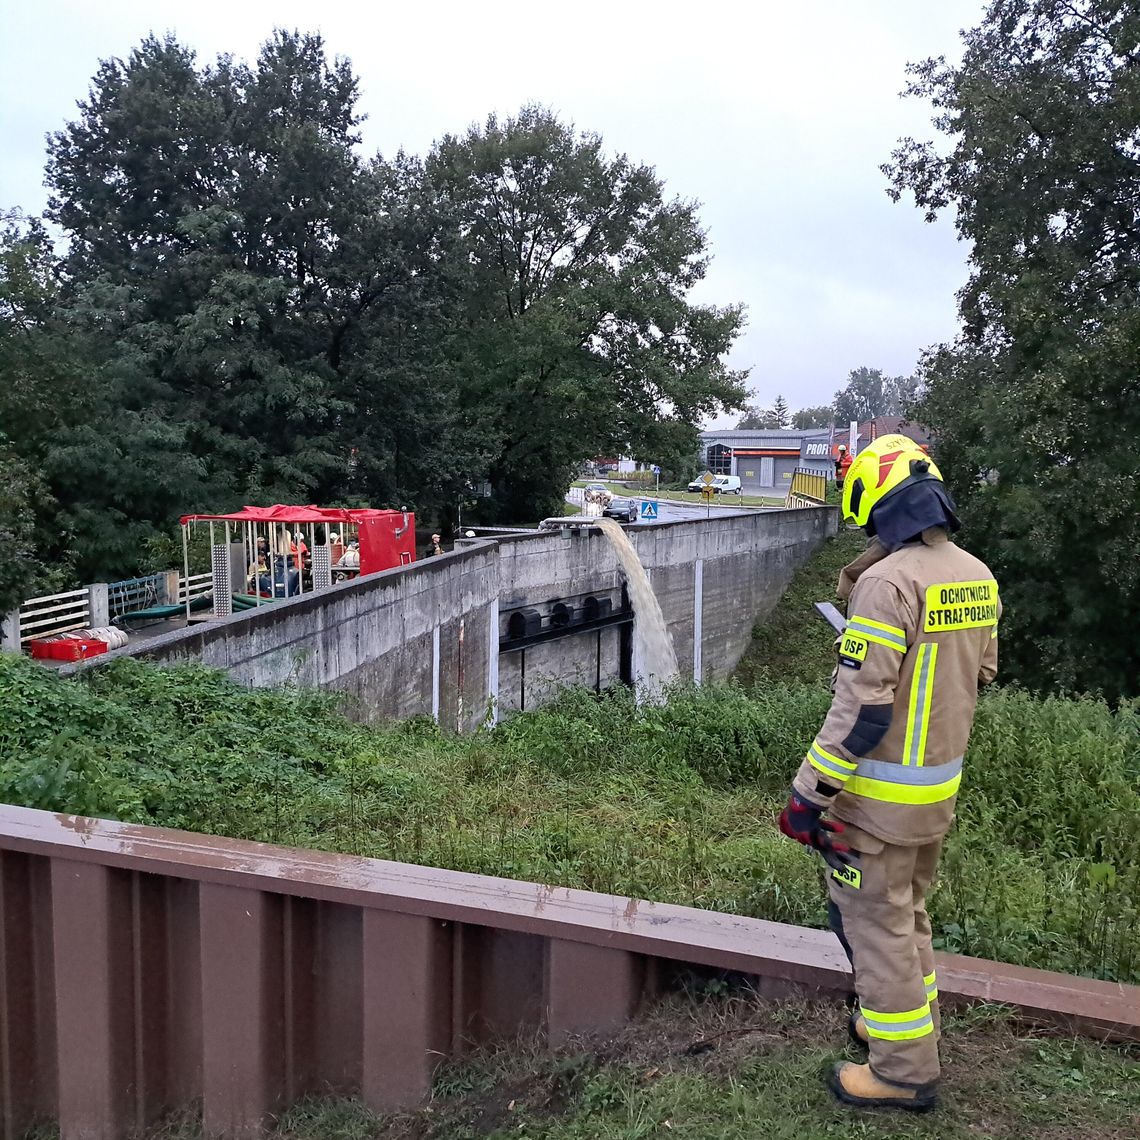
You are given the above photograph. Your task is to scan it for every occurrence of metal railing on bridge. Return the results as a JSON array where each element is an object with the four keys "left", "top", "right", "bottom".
[
  {"left": 179, "top": 571, "right": 213, "bottom": 604},
  {"left": 107, "top": 573, "right": 168, "bottom": 620},
  {"left": 785, "top": 467, "right": 828, "bottom": 508}
]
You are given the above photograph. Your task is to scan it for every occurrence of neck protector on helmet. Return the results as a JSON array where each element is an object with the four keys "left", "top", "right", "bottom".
[{"left": 867, "top": 479, "right": 960, "bottom": 552}]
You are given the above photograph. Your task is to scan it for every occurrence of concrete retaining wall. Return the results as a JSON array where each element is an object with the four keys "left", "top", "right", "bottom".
[
  {"left": 95, "top": 507, "right": 835, "bottom": 728},
  {"left": 492, "top": 507, "right": 835, "bottom": 714}
]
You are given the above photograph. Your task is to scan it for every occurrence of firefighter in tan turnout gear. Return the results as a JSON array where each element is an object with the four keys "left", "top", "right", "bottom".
[{"left": 777, "top": 434, "right": 999, "bottom": 1113}]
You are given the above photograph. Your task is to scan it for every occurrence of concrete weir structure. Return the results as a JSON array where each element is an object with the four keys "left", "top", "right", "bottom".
[{"left": 96, "top": 507, "right": 836, "bottom": 726}]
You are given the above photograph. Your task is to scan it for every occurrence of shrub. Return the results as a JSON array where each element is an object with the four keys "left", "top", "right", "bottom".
[{"left": 0, "top": 654, "right": 1136, "bottom": 981}]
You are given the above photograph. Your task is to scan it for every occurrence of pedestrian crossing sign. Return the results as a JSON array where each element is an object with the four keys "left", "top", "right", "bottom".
[{"left": 639, "top": 500, "right": 658, "bottom": 521}]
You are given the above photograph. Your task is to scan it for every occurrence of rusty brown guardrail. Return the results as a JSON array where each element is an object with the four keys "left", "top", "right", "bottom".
[{"left": 1, "top": 804, "right": 1137, "bottom": 1139}]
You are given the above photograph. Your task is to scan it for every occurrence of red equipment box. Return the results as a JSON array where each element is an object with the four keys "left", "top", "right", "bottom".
[
  {"left": 358, "top": 510, "right": 416, "bottom": 576},
  {"left": 29, "top": 637, "right": 109, "bottom": 662}
]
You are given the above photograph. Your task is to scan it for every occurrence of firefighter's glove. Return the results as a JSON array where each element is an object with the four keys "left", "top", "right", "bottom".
[{"left": 777, "top": 790, "right": 853, "bottom": 873}]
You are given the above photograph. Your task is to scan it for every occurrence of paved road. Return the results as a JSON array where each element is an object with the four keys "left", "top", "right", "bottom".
[
  {"left": 635, "top": 496, "right": 753, "bottom": 523},
  {"left": 566, "top": 491, "right": 761, "bottom": 525}
]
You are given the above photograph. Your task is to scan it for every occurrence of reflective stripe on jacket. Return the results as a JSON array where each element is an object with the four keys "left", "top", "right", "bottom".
[{"left": 792, "top": 530, "right": 999, "bottom": 846}]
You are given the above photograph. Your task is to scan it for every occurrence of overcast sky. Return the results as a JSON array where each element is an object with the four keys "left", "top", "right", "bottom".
[{"left": 1, "top": 0, "right": 987, "bottom": 426}]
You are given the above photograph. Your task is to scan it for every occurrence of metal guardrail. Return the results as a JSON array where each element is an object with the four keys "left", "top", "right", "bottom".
[
  {"left": 0, "top": 804, "right": 1134, "bottom": 1138},
  {"left": 3, "top": 570, "right": 216, "bottom": 651},
  {"left": 786, "top": 467, "right": 828, "bottom": 508},
  {"left": 107, "top": 573, "right": 167, "bottom": 619}
]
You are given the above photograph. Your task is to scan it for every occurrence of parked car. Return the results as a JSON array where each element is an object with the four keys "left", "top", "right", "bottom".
[
  {"left": 602, "top": 497, "right": 638, "bottom": 523},
  {"left": 686, "top": 474, "right": 743, "bottom": 494},
  {"left": 583, "top": 481, "right": 614, "bottom": 505}
]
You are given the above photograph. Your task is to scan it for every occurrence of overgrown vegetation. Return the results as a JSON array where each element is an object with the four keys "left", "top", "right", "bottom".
[
  {"left": 885, "top": 1, "right": 1140, "bottom": 699},
  {"left": 734, "top": 527, "right": 865, "bottom": 688},
  {"left": 2, "top": 648, "right": 1137, "bottom": 983},
  {"left": 101, "top": 995, "right": 1140, "bottom": 1139}
]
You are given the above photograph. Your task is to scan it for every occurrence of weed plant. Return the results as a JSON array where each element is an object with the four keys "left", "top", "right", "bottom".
[{"left": 1, "top": 651, "right": 1137, "bottom": 983}]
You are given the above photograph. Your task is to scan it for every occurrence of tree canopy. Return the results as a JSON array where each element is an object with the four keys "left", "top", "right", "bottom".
[
  {"left": 832, "top": 367, "right": 918, "bottom": 424},
  {"left": 1, "top": 34, "right": 746, "bottom": 591},
  {"left": 737, "top": 393, "right": 791, "bottom": 430},
  {"left": 791, "top": 404, "right": 834, "bottom": 429},
  {"left": 885, "top": 0, "right": 1140, "bottom": 697}
]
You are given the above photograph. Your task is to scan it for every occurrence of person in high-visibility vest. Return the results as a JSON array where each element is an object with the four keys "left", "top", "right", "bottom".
[
  {"left": 834, "top": 444, "right": 853, "bottom": 487},
  {"left": 777, "top": 434, "right": 999, "bottom": 1113}
]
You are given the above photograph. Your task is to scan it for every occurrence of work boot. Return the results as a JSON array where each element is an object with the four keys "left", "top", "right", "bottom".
[
  {"left": 828, "top": 1062, "right": 937, "bottom": 1113},
  {"left": 847, "top": 1011, "right": 868, "bottom": 1049}
]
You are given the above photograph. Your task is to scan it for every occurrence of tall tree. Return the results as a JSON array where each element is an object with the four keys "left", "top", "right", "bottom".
[
  {"left": 20, "top": 44, "right": 748, "bottom": 574},
  {"left": 737, "top": 395, "right": 795, "bottom": 429},
  {"left": 39, "top": 33, "right": 429, "bottom": 575},
  {"left": 833, "top": 367, "right": 886, "bottom": 423},
  {"left": 886, "top": 373, "right": 921, "bottom": 416},
  {"left": 0, "top": 215, "right": 83, "bottom": 589},
  {"left": 792, "top": 404, "right": 834, "bottom": 429},
  {"left": 769, "top": 394, "right": 791, "bottom": 428},
  {"left": 884, "top": 0, "right": 1140, "bottom": 697},
  {"left": 737, "top": 404, "right": 772, "bottom": 429},
  {"left": 833, "top": 366, "right": 917, "bottom": 423},
  {"left": 425, "top": 106, "right": 747, "bottom": 520}
]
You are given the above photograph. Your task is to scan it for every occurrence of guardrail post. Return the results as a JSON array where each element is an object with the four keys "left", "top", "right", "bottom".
[
  {"left": 360, "top": 911, "right": 451, "bottom": 1111},
  {"left": 87, "top": 583, "right": 109, "bottom": 629},
  {"left": 199, "top": 883, "right": 283, "bottom": 1138},
  {"left": 0, "top": 609, "right": 19, "bottom": 653},
  {"left": 545, "top": 939, "right": 642, "bottom": 1045},
  {"left": 50, "top": 860, "right": 134, "bottom": 1140}
]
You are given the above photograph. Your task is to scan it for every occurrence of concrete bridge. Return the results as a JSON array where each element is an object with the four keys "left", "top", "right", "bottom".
[{"left": 79, "top": 508, "right": 837, "bottom": 727}]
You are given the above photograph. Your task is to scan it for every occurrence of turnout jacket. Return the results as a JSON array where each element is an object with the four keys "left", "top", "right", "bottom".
[{"left": 793, "top": 529, "right": 998, "bottom": 846}]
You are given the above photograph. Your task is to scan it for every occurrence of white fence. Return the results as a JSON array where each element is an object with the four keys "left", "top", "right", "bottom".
[
  {"left": 11, "top": 588, "right": 93, "bottom": 644},
  {"left": 2, "top": 569, "right": 216, "bottom": 653},
  {"left": 179, "top": 572, "right": 213, "bottom": 603}
]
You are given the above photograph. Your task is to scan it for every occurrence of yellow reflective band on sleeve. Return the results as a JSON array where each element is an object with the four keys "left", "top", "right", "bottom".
[
  {"left": 902, "top": 642, "right": 938, "bottom": 767},
  {"left": 860, "top": 1003, "right": 935, "bottom": 1041},
  {"left": 807, "top": 740, "right": 858, "bottom": 783},
  {"left": 844, "top": 757, "right": 963, "bottom": 806},
  {"left": 845, "top": 771, "right": 961, "bottom": 805},
  {"left": 846, "top": 615, "right": 907, "bottom": 653},
  {"left": 851, "top": 616, "right": 907, "bottom": 639},
  {"left": 924, "top": 971, "right": 938, "bottom": 1001},
  {"left": 924, "top": 579, "right": 999, "bottom": 632}
]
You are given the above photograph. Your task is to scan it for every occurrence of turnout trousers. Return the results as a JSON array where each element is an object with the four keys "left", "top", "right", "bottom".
[{"left": 828, "top": 835, "right": 943, "bottom": 1087}]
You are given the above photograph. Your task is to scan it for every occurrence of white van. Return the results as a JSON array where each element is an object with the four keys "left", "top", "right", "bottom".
[{"left": 687, "top": 474, "right": 743, "bottom": 494}]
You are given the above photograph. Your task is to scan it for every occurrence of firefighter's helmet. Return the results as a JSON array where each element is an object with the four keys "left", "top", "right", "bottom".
[{"left": 841, "top": 434, "right": 943, "bottom": 528}]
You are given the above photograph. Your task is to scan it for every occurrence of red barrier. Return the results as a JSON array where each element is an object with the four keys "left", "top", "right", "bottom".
[{"left": 0, "top": 805, "right": 1136, "bottom": 1138}]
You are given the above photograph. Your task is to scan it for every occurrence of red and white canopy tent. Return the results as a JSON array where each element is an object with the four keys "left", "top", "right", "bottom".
[{"left": 178, "top": 505, "right": 416, "bottom": 618}]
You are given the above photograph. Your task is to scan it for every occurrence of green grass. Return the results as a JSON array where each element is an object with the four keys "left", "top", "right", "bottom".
[
  {"left": 735, "top": 527, "right": 866, "bottom": 688},
  {"left": 138, "top": 994, "right": 1140, "bottom": 1139},
  {"left": 1, "top": 648, "right": 1138, "bottom": 982}
]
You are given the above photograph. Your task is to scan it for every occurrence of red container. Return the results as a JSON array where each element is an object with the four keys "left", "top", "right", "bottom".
[
  {"left": 358, "top": 510, "right": 417, "bottom": 576},
  {"left": 29, "top": 637, "right": 109, "bottom": 662}
]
